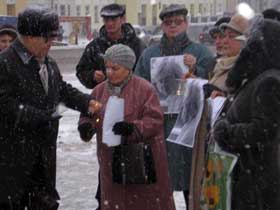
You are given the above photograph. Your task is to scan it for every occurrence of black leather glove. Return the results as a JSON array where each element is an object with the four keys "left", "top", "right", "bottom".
[
  {"left": 112, "top": 121, "right": 134, "bottom": 136},
  {"left": 203, "top": 83, "right": 223, "bottom": 98},
  {"left": 213, "top": 119, "right": 230, "bottom": 148},
  {"left": 78, "top": 122, "right": 95, "bottom": 142}
]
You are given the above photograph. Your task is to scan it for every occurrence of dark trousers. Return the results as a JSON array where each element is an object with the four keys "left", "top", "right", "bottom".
[
  {"left": 95, "top": 172, "right": 101, "bottom": 210},
  {"left": 183, "top": 190, "right": 189, "bottom": 210}
]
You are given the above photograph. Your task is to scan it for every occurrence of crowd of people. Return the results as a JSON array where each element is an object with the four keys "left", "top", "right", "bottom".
[{"left": 0, "top": 2, "right": 280, "bottom": 210}]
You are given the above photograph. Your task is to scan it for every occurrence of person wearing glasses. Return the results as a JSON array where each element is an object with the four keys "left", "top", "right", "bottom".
[
  {"left": 135, "top": 4, "right": 213, "bottom": 210},
  {"left": 135, "top": 4, "right": 213, "bottom": 81},
  {"left": 76, "top": 3, "right": 146, "bottom": 89}
]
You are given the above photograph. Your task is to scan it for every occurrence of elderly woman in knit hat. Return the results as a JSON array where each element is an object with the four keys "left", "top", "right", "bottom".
[
  {"left": 0, "top": 24, "right": 17, "bottom": 51},
  {"left": 78, "top": 44, "right": 175, "bottom": 210}
]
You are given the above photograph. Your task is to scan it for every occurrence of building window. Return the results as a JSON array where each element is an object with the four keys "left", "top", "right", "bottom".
[
  {"left": 7, "top": 4, "right": 15, "bottom": 16},
  {"left": 85, "top": 5, "right": 90, "bottom": 16},
  {"left": 54, "top": 4, "right": 58, "bottom": 13},
  {"left": 60, "top": 5, "right": 65, "bottom": 16},
  {"left": 67, "top": 5, "right": 71, "bottom": 16},
  {"left": 152, "top": 4, "right": 157, "bottom": 25},
  {"left": 190, "top": 4, "right": 194, "bottom": 16},
  {"left": 204, "top": 4, "right": 207, "bottom": 14},
  {"left": 76, "top": 5, "right": 81, "bottom": 16},
  {"left": 94, "top": 6, "right": 99, "bottom": 23},
  {"left": 199, "top": 3, "right": 203, "bottom": 15},
  {"left": 218, "top": 3, "right": 222, "bottom": 12},
  {"left": 140, "top": 5, "right": 147, "bottom": 25}
]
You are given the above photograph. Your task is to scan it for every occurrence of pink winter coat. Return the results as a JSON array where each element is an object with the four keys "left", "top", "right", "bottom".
[{"left": 79, "top": 75, "right": 175, "bottom": 210}]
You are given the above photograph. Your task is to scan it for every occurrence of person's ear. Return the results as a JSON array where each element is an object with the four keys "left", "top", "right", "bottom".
[
  {"left": 185, "top": 18, "right": 189, "bottom": 31},
  {"left": 121, "top": 15, "right": 126, "bottom": 24},
  {"left": 161, "top": 22, "right": 164, "bottom": 29}
]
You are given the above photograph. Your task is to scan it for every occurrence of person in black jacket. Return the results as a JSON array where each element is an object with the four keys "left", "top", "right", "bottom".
[
  {"left": 0, "top": 5, "right": 99, "bottom": 210},
  {"left": 76, "top": 3, "right": 146, "bottom": 89},
  {"left": 213, "top": 18, "right": 280, "bottom": 210}
]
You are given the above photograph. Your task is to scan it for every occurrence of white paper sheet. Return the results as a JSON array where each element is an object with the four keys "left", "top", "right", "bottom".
[
  {"left": 102, "top": 96, "right": 124, "bottom": 147},
  {"left": 207, "top": 96, "right": 226, "bottom": 127}
]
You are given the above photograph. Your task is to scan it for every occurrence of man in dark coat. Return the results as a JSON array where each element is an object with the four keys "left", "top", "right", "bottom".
[
  {"left": 0, "top": 5, "right": 98, "bottom": 210},
  {"left": 76, "top": 3, "right": 146, "bottom": 89},
  {"left": 135, "top": 4, "right": 213, "bottom": 210},
  {"left": 213, "top": 18, "right": 280, "bottom": 210}
]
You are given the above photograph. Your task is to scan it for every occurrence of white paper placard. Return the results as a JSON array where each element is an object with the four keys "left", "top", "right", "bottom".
[{"left": 102, "top": 96, "right": 124, "bottom": 147}]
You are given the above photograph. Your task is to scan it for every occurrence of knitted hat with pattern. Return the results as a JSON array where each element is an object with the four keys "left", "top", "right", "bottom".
[{"left": 103, "top": 44, "right": 136, "bottom": 70}]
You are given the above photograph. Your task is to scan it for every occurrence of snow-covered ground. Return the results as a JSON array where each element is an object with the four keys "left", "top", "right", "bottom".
[{"left": 56, "top": 73, "right": 186, "bottom": 210}]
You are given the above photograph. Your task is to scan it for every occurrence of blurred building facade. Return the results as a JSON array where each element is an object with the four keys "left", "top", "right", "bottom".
[
  {"left": 0, "top": 0, "right": 28, "bottom": 15},
  {"left": 0, "top": 0, "right": 279, "bottom": 30}
]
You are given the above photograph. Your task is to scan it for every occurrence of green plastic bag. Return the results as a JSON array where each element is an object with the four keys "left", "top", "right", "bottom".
[{"left": 200, "top": 143, "right": 238, "bottom": 210}]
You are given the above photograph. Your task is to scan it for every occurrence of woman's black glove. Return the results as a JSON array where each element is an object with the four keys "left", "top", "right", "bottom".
[
  {"left": 213, "top": 119, "right": 231, "bottom": 148},
  {"left": 78, "top": 122, "right": 95, "bottom": 142},
  {"left": 112, "top": 121, "right": 134, "bottom": 136},
  {"left": 203, "top": 83, "right": 223, "bottom": 98}
]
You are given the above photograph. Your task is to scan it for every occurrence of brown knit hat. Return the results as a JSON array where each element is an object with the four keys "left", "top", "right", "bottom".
[{"left": 220, "top": 14, "right": 249, "bottom": 34}]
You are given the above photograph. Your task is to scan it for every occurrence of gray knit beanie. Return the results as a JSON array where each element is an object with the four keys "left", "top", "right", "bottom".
[{"left": 103, "top": 44, "right": 136, "bottom": 70}]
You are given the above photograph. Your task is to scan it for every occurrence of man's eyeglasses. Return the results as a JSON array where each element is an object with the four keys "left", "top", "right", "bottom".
[{"left": 163, "top": 19, "right": 185, "bottom": 26}]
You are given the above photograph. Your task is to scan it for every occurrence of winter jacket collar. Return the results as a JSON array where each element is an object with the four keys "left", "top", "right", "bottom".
[
  {"left": 12, "top": 39, "right": 34, "bottom": 65},
  {"left": 99, "top": 23, "right": 137, "bottom": 45},
  {"left": 106, "top": 71, "right": 133, "bottom": 96},
  {"left": 160, "top": 32, "right": 191, "bottom": 56},
  {"left": 12, "top": 39, "right": 52, "bottom": 70}
]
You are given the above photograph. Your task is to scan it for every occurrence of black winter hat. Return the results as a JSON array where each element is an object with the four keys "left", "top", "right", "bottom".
[
  {"left": 0, "top": 24, "right": 17, "bottom": 39},
  {"left": 159, "top": 4, "right": 188, "bottom": 20},
  {"left": 262, "top": 8, "right": 280, "bottom": 21},
  {"left": 100, "top": 4, "right": 125, "bottom": 17},
  {"left": 17, "top": 5, "right": 61, "bottom": 37},
  {"left": 209, "top": 16, "right": 231, "bottom": 38}
]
